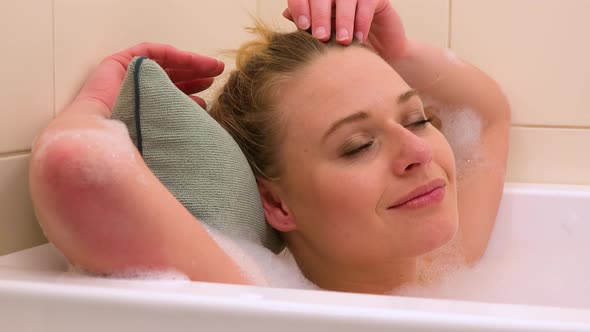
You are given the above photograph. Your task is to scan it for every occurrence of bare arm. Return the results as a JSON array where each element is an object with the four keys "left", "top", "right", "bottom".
[
  {"left": 29, "top": 44, "right": 250, "bottom": 284},
  {"left": 285, "top": 0, "right": 511, "bottom": 262},
  {"left": 389, "top": 39, "right": 511, "bottom": 262},
  {"left": 356, "top": 3, "right": 511, "bottom": 262}
]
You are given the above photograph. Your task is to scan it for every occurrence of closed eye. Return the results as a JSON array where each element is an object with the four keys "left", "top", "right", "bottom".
[
  {"left": 406, "top": 118, "right": 433, "bottom": 129},
  {"left": 342, "top": 141, "right": 374, "bottom": 158}
]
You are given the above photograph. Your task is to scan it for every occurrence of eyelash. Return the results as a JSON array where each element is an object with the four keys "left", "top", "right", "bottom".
[
  {"left": 342, "top": 141, "right": 374, "bottom": 158},
  {"left": 406, "top": 117, "right": 433, "bottom": 129},
  {"left": 341, "top": 117, "right": 433, "bottom": 158}
]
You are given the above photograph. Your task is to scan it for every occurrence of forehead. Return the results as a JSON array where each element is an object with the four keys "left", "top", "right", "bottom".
[{"left": 276, "top": 47, "right": 411, "bottom": 142}]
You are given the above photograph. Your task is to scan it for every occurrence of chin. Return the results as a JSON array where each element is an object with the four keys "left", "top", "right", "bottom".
[{"left": 410, "top": 215, "right": 459, "bottom": 257}]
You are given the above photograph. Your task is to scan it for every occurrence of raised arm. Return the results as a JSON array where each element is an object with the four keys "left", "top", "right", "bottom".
[
  {"left": 390, "top": 39, "right": 511, "bottom": 262},
  {"left": 285, "top": 0, "right": 511, "bottom": 262},
  {"left": 29, "top": 43, "right": 250, "bottom": 283},
  {"left": 371, "top": 7, "right": 510, "bottom": 262}
]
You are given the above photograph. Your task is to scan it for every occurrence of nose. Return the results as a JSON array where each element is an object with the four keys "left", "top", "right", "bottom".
[{"left": 391, "top": 128, "right": 433, "bottom": 175}]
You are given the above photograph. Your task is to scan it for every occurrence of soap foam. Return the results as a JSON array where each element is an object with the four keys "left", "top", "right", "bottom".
[
  {"left": 436, "top": 104, "right": 483, "bottom": 172},
  {"left": 420, "top": 97, "right": 507, "bottom": 183},
  {"left": 204, "top": 226, "right": 318, "bottom": 290},
  {"left": 33, "top": 119, "right": 142, "bottom": 186},
  {"left": 399, "top": 249, "right": 590, "bottom": 309},
  {"left": 68, "top": 264, "right": 190, "bottom": 282},
  {"left": 106, "top": 269, "right": 190, "bottom": 282},
  {"left": 65, "top": 220, "right": 590, "bottom": 309},
  {"left": 33, "top": 118, "right": 135, "bottom": 163},
  {"left": 398, "top": 209, "right": 590, "bottom": 309},
  {"left": 46, "top": 111, "right": 589, "bottom": 309},
  {"left": 414, "top": 229, "right": 466, "bottom": 286}
]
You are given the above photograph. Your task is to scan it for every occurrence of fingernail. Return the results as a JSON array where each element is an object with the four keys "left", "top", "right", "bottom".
[
  {"left": 314, "top": 26, "right": 328, "bottom": 39},
  {"left": 297, "top": 15, "right": 310, "bottom": 30},
  {"left": 336, "top": 28, "right": 350, "bottom": 42},
  {"left": 354, "top": 32, "right": 364, "bottom": 42}
]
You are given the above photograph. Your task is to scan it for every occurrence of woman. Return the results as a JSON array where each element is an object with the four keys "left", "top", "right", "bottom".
[{"left": 29, "top": 0, "right": 510, "bottom": 294}]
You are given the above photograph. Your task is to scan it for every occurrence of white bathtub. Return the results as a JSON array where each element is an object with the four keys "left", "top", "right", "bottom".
[{"left": 1, "top": 183, "right": 590, "bottom": 331}]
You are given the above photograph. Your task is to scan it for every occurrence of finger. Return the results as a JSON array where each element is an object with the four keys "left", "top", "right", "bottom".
[
  {"left": 354, "top": 0, "right": 379, "bottom": 43},
  {"left": 335, "top": 0, "right": 357, "bottom": 45},
  {"left": 175, "top": 77, "right": 215, "bottom": 95},
  {"left": 118, "top": 43, "right": 225, "bottom": 78},
  {"left": 282, "top": 8, "right": 293, "bottom": 21},
  {"left": 287, "top": 0, "right": 311, "bottom": 30},
  {"left": 75, "top": 58, "right": 129, "bottom": 111},
  {"left": 189, "top": 95, "right": 207, "bottom": 110},
  {"left": 310, "top": 0, "right": 333, "bottom": 41}
]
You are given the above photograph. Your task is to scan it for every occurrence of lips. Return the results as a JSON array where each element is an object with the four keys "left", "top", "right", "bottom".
[{"left": 389, "top": 179, "right": 446, "bottom": 209}]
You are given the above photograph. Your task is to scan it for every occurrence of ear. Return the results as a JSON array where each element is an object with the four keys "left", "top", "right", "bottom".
[{"left": 256, "top": 178, "right": 297, "bottom": 232}]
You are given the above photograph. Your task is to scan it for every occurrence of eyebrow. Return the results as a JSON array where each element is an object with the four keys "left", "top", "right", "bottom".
[
  {"left": 397, "top": 89, "right": 418, "bottom": 104},
  {"left": 322, "top": 89, "right": 418, "bottom": 142}
]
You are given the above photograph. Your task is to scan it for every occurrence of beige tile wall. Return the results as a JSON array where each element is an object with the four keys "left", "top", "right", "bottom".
[
  {"left": 0, "top": 0, "right": 54, "bottom": 256},
  {"left": 54, "top": 0, "right": 258, "bottom": 113},
  {"left": 1, "top": 0, "right": 588, "bottom": 255},
  {"left": 0, "top": 0, "right": 54, "bottom": 154},
  {"left": 451, "top": 0, "right": 590, "bottom": 185},
  {"left": 259, "top": 0, "right": 450, "bottom": 47},
  {"left": 0, "top": 156, "right": 46, "bottom": 255}
]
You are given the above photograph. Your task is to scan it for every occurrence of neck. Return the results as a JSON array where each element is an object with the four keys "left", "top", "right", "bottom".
[{"left": 288, "top": 240, "right": 419, "bottom": 294}]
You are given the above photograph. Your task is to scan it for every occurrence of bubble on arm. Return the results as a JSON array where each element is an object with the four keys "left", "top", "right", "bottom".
[
  {"left": 421, "top": 96, "right": 484, "bottom": 179},
  {"left": 204, "top": 225, "right": 318, "bottom": 289},
  {"left": 35, "top": 119, "right": 315, "bottom": 288},
  {"left": 67, "top": 263, "right": 190, "bottom": 282},
  {"left": 32, "top": 118, "right": 146, "bottom": 187}
]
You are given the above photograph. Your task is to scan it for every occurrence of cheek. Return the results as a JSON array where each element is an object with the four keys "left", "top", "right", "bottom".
[
  {"left": 292, "top": 164, "right": 391, "bottom": 263},
  {"left": 431, "top": 132, "right": 457, "bottom": 181},
  {"left": 308, "top": 165, "right": 383, "bottom": 220},
  {"left": 282, "top": 157, "right": 385, "bottom": 237}
]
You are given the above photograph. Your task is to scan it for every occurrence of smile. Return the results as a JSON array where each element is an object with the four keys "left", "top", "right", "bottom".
[{"left": 389, "top": 179, "right": 446, "bottom": 210}]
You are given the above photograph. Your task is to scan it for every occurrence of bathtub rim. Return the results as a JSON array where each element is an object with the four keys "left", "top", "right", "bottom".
[{"left": 1, "top": 181, "right": 590, "bottom": 331}]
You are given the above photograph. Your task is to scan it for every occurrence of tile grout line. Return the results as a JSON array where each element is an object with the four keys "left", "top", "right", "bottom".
[
  {"left": 0, "top": 150, "right": 31, "bottom": 159},
  {"left": 446, "top": 2, "right": 588, "bottom": 133},
  {"left": 511, "top": 124, "right": 590, "bottom": 130},
  {"left": 51, "top": 0, "right": 56, "bottom": 119},
  {"left": 448, "top": 0, "right": 453, "bottom": 49},
  {"left": 256, "top": 0, "right": 261, "bottom": 18}
]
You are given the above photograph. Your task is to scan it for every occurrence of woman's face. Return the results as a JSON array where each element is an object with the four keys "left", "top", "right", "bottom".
[{"left": 271, "top": 47, "right": 458, "bottom": 267}]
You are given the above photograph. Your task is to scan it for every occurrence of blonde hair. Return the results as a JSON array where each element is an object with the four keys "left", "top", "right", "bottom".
[{"left": 210, "top": 20, "right": 361, "bottom": 180}]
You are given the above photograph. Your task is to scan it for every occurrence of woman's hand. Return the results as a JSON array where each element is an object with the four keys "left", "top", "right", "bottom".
[
  {"left": 74, "top": 42, "right": 225, "bottom": 114},
  {"left": 283, "top": 0, "right": 408, "bottom": 61}
]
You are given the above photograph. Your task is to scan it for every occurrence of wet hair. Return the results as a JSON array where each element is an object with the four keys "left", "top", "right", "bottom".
[{"left": 209, "top": 20, "right": 362, "bottom": 181}]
